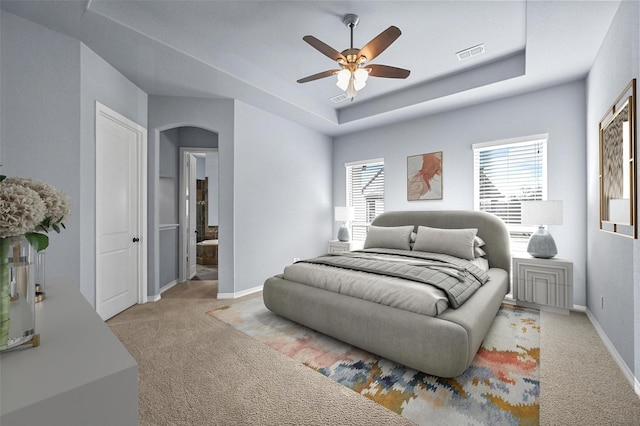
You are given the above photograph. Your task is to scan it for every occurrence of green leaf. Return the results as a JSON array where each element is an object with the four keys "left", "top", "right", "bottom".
[
  {"left": 52, "top": 223, "right": 60, "bottom": 233},
  {"left": 0, "top": 175, "right": 5, "bottom": 182},
  {"left": 25, "top": 232, "right": 49, "bottom": 252}
]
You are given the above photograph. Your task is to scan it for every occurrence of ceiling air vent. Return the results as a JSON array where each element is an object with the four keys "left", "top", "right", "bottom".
[
  {"left": 330, "top": 93, "right": 349, "bottom": 103},
  {"left": 456, "top": 44, "right": 485, "bottom": 61}
]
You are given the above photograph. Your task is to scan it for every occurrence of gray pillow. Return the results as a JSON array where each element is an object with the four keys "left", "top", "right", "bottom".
[
  {"left": 413, "top": 226, "right": 478, "bottom": 260},
  {"left": 364, "top": 225, "right": 414, "bottom": 250}
]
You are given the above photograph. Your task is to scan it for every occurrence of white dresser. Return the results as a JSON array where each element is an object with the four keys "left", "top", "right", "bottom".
[
  {"left": 328, "top": 240, "right": 364, "bottom": 254},
  {"left": 512, "top": 254, "right": 573, "bottom": 314},
  {"left": 0, "top": 279, "right": 138, "bottom": 425}
]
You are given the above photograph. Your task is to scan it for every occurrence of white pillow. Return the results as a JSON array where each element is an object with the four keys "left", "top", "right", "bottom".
[
  {"left": 413, "top": 226, "right": 478, "bottom": 260},
  {"left": 474, "top": 246, "right": 486, "bottom": 258},
  {"left": 474, "top": 236, "right": 486, "bottom": 248},
  {"left": 364, "top": 225, "right": 414, "bottom": 250}
]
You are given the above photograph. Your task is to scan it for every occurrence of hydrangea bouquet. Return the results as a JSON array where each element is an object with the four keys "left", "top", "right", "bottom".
[{"left": 0, "top": 173, "right": 71, "bottom": 349}]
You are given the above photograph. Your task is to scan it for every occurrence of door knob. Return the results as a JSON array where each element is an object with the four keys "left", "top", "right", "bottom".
[{"left": 132, "top": 237, "right": 140, "bottom": 243}]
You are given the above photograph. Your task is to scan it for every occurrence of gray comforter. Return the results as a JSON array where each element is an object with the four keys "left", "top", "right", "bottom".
[{"left": 294, "top": 248, "right": 489, "bottom": 309}]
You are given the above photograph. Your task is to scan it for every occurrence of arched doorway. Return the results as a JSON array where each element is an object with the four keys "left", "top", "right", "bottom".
[{"left": 157, "top": 126, "right": 219, "bottom": 294}]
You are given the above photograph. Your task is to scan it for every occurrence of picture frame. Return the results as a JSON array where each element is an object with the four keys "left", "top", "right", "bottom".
[
  {"left": 407, "top": 151, "right": 443, "bottom": 201},
  {"left": 599, "top": 79, "right": 637, "bottom": 238}
]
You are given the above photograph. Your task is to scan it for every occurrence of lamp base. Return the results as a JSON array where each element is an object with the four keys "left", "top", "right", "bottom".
[
  {"left": 337, "top": 224, "right": 351, "bottom": 242},
  {"left": 527, "top": 226, "right": 557, "bottom": 258}
]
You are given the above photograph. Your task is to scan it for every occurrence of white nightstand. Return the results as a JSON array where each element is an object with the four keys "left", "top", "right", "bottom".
[
  {"left": 512, "top": 254, "right": 573, "bottom": 314},
  {"left": 328, "top": 240, "right": 364, "bottom": 254}
]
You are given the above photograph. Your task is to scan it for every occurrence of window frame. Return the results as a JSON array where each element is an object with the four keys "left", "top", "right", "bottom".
[
  {"left": 472, "top": 134, "right": 549, "bottom": 251},
  {"left": 345, "top": 158, "right": 385, "bottom": 242}
]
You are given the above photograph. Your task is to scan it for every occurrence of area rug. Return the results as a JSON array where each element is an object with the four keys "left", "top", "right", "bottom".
[{"left": 208, "top": 298, "right": 539, "bottom": 425}]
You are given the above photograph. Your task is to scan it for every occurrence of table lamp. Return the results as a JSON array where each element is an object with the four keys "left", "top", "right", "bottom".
[
  {"left": 334, "top": 206, "right": 354, "bottom": 242},
  {"left": 521, "top": 200, "right": 563, "bottom": 258}
]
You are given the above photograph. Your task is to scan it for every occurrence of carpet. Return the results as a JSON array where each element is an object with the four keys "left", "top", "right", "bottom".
[{"left": 208, "top": 297, "right": 539, "bottom": 425}]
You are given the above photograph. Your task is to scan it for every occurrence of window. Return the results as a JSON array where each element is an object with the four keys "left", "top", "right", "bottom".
[
  {"left": 473, "top": 135, "right": 547, "bottom": 251},
  {"left": 346, "top": 159, "right": 384, "bottom": 241}
]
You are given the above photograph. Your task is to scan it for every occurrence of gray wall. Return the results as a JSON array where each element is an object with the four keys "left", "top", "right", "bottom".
[
  {"left": 585, "top": 0, "right": 639, "bottom": 378},
  {"left": 1, "top": 11, "right": 148, "bottom": 306},
  {"left": 233, "top": 101, "right": 332, "bottom": 292},
  {"left": 333, "top": 80, "right": 587, "bottom": 305},
  {"left": 1, "top": 11, "right": 81, "bottom": 287}
]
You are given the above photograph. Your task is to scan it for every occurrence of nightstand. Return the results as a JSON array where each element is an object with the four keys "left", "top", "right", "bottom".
[
  {"left": 328, "top": 240, "right": 364, "bottom": 254},
  {"left": 512, "top": 254, "right": 573, "bottom": 315}
]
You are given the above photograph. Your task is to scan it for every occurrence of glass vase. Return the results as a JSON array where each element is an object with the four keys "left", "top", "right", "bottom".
[
  {"left": 0, "top": 235, "right": 37, "bottom": 351},
  {"left": 35, "top": 251, "right": 46, "bottom": 302}
]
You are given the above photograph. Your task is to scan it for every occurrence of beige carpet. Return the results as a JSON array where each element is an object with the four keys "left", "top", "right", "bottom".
[{"left": 108, "top": 280, "right": 640, "bottom": 425}]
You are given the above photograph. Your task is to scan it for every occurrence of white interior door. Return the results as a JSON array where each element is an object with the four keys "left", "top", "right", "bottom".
[
  {"left": 187, "top": 154, "right": 197, "bottom": 279},
  {"left": 96, "top": 102, "right": 147, "bottom": 320}
]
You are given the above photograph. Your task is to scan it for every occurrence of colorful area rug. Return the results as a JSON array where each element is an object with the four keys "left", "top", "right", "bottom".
[{"left": 208, "top": 298, "right": 539, "bottom": 425}]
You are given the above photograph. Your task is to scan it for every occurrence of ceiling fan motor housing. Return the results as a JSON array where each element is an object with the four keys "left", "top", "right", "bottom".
[{"left": 343, "top": 14, "right": 360, "bottom": 29}]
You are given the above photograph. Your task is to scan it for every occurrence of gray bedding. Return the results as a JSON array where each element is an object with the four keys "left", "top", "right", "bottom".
[
  {"left": 263, "top": 210, "right": 511, "bottom": 377},
  {"left": 286, "top": 248, "right": 489, "bottom": 310}
]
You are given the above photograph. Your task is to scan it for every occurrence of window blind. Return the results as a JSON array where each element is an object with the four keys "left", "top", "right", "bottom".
[
  {"left": 346, "top": 159, "right": 385, "bottom": 241},
  {"left": 473, "top": 137, "right": 547, "bottom": 250}
]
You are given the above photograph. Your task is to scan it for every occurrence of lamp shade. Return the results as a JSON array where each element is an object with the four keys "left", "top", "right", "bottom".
[
  {"left": 334, "top": 206, "right": 354, "bottom": 222},
  {"left": 521, "top": 200, "right": 563, "bottom": 226}
]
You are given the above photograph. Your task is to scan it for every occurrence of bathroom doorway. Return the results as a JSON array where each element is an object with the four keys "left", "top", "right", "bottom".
[{"left": 179, "top": 147, "right": 219, "bottom": 283}]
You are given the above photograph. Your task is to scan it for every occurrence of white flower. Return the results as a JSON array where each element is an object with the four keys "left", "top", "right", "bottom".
[
  {"left": 4, "top": 178, "right": 71, "bottom": 231},
  {"left": 0, "top": 182, "right": 47, "bottom": 238}
]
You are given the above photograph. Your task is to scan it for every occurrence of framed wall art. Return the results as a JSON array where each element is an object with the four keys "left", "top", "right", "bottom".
[
  {"left": 599, "top": 79, "right": 636, "bottom": 238},
  {"left": 407, "top": 151, "right": 442, "bottom": 201}
]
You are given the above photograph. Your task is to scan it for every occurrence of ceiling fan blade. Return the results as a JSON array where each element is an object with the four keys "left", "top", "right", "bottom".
[
  {"left": 358, "top": 26, "right": 402, "bottom": 62},
  {"left": 366, "top": 64, "right": 410, "bottom": 79},
  {"left": 303, "top": 35, "right": 346, "bottom": 62},
  {"left": 297, "top": 69, "right": 340, "bottom": 83}
]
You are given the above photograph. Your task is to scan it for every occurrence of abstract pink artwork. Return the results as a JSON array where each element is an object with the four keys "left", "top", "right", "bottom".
[{"left": 407, "top": 151, "right": 442, "bottom": 200}]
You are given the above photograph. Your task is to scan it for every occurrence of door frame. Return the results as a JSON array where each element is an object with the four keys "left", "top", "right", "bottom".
[
  {"left": 95, "top": 102, "right": 148, "bottom": 316},
  {"left": 179, "top": 148, "right": 218, "bottom": 283}
]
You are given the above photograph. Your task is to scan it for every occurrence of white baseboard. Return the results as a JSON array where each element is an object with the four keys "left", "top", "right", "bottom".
[
  {"left": 572, "top": 304, "right": 587, "bottom": 313},
  {"left": 160, "top": 279, "right": 179, "bottom": 294},
  {"left": 147, "top": 279, "right": 181, "bottom": 302},
  {"left": 218, "top": 284, "right": 263, "bottom": 299},
  {"left": 585, "top": 308, "right": 640, "bottom": 398}
]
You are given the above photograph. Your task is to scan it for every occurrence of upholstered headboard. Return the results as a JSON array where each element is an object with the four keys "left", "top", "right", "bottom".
[{"left": 371, "top": 210, "right": 511, "bottom": 274}]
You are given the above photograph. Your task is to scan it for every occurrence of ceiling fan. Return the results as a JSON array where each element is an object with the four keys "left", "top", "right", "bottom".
[{"left": 297, "top": 14, "right": 410, "bottom": 100}]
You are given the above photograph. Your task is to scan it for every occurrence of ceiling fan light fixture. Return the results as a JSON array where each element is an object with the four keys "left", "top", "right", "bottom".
[
  {"left": 353, "top": 68, "right": 369, "bottom": 90},
  {"left": 336, "top": 69, "right": 351, "bottom": 90},
  {"left": 346, "top": 79, "right": 358, "bottom": 99},
  {"left": 297, "top": 13, "right": 410, "bottom": 100}
]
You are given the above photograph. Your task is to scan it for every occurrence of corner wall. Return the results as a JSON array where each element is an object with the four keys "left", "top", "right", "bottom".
[
  {"left": 148, "top": 97, "right": 333, "bottom": 298},
  {"left": 1, "top": 11, "right": 81, "bottom": 287},
  {"left": 1, "top": 10, "right": 148, "bottom": 305},
  {"left": 585, "top": 0, "right": 639, "bottom": 386},
  {"left": 232, "top": 101, "right": 333, "bottom": 295}
]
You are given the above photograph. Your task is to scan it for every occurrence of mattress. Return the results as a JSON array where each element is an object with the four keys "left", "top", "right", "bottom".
[{"left": 282, "top": 249, "right": 490, "bottom": 317}]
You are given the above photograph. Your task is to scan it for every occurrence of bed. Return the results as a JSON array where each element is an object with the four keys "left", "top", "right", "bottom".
[{"left": 263, "top": 210, "right": 511, "bottom": 378}]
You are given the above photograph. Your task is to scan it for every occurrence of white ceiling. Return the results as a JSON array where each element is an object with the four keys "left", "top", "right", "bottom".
[{"left": 0, "top": 0, "right": 622, "bottom": 136}]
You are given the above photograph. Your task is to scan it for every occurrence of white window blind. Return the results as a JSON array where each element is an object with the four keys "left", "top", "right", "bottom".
[
  {"left": 346, "top": 159, "right": 385, "bottom": 241},
  {"left": 473, "top": 136, "right": 547, "bottom": 251}
]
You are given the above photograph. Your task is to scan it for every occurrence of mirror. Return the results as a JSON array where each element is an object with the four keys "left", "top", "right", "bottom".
[{"left": 599, "top": 79, "right": 636, "bottom": 238}]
